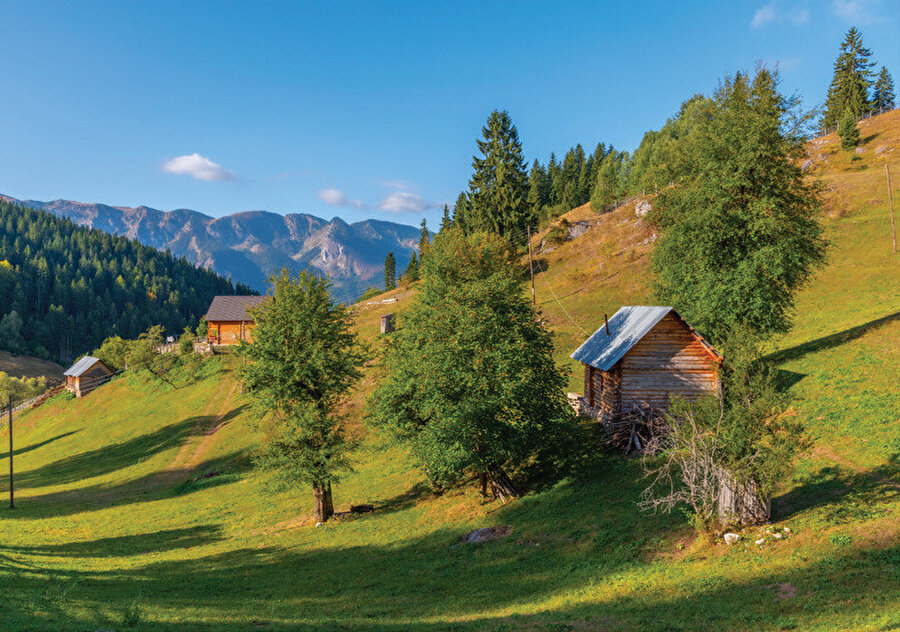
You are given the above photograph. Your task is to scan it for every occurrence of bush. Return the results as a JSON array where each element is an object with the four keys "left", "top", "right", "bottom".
[{"left": 839, "top": 110, "right": 860, "bottom": 150}]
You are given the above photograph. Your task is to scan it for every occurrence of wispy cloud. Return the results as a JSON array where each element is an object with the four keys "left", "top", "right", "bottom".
[
  {"left": 162, "top": 153, "right": 236, "bottom": 181},
  {"left": 751, "top": 1, "right": 810, "bottom": 28},
  {"left": 832, "top": 0, "right": 880, "bottom": 24},
  {"left": 378, "top": 191, "right": 439, "bottom": 214},
  {"left": 317, "top": 188, "right": 365, "bottom": 209}
]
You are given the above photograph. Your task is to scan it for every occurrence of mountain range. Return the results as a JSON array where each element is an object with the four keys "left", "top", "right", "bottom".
[{"left": 0, "top": 195, "right": 420, "bottom": 300}]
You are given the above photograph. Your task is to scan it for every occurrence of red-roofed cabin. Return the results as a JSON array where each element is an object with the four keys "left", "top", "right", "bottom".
[{"left": 204, "top": 295, "right": 266, "bottom": 345}]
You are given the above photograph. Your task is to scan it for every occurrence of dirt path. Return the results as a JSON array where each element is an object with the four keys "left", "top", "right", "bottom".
[{"left": 165, "top": 379, "right": 240, "bottom": 477}]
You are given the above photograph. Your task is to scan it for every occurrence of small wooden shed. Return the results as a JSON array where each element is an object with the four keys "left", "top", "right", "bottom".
[
  {"left": 204, "top": 295, "right": 266, "bottom": 345},
  {"left": 64, "top": 356, "right": 113, "bottom": 398},
  {"left": 570, "top": 306, "right": 721, "bottom": 421}
]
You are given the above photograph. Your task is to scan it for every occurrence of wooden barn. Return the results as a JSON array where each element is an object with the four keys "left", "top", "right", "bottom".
[
  {"left": 204, "top": 295, "right": 266, "bottom": 345},
  {"left": 570, "top": 306, "right": 722, "bottom": 421},
  {"left": 64, "top": 356, "right": 113, "bottom": 398}
]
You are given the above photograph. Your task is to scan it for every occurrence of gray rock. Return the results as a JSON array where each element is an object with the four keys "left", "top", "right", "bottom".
[
  {"left": 723, "top": 532, "right": 740, "bottom": 545},
  {"left": 855, "top": 147, "right": 865, "bottom": 155},
  {"left": 465, "top": 526, "right": 510, "bottom": 544},
  {"left": 566, "top": 221, "right": 591, "bottom": 240},
  {"left": 801, "top": 158, "right": 815, "bottom": 172},
  {"left": 635, "top": 201, "right": 652, "bottom": 217}
]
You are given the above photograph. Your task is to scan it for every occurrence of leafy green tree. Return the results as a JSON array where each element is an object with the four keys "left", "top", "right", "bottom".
[
  {"left": 651, "top": 68, "right": 826, "bottom": 342},
  {"left": 404, "top": 251, "right": 419, "bottom": 283},
  {"left": 464, "top": 110, "right": 530, "bottom": 239},
  {"left": 590, "top": 152, "right": 626, "bottom": 211},
  {"left": 384, "top": 252, "right": 396, "bottom": 291},
  {"left": 126, "top": 325, "right": 177, "bottom": 386},
  {"left": 94, "top": 335, "right": 129, "bottom": 372},
  {"left": 872, "top": 66, "right": 896, "bottom": 111},
  {"left": 239, "top": 270, "right": 366, "bottom": 522},
  {"left": 839, "top": 109, "right": 861, "bottom": 150},
  {"left": 823, "top": 27, "right": 875, "bottom": 130},
  {"left": 369, "top": 228, "right": 575, "bottom": 500},
  {"left": 0, "top": 371, "right": 46, "bottom": 406}
]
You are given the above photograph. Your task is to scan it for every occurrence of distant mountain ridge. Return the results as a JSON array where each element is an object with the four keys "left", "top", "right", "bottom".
[{"left": 0, "top": 195, "right": 420, "bottom": 299}]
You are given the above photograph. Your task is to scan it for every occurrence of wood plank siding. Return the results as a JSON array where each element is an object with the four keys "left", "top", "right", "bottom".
[
  {"left": 618, "top": 313, "right": 719, "bottom": 411},
  {"left": 208, "top": 320, "right": 255, "bottom": 345}
]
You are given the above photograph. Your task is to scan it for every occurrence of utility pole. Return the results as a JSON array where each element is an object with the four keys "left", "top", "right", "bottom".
[
  {"left": 527, "top": 226, "right": 536, "bottom": 307},
  {"left": 7, "top": 398, "right": 13, "bottom": 509},
  {"left": 887, "top": 164, "right": 897, "bottom": 253}
]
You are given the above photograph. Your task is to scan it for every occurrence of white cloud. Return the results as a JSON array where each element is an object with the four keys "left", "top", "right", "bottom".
[
  {"left": 162, "top": 153, "right": 236, "bottom": 181},
  {"left": 378, "top": 191, "right": 438, "bottom": 214},
  {"left": 832, "top": 0, "right": 879, "bottom": 24},
  {"left": 317, "top": 188, "right": 365, "bottom": 209},
  {"left": 751, "top": 1, "right": 810, "bottom": 28}
]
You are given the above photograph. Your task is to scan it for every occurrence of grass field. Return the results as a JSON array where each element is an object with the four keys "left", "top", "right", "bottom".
[{"left": 0, "top": 112, "right": 898, "bottom": 631}]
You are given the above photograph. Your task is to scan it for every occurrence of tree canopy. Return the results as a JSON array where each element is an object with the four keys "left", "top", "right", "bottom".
[{"left": 823, "top": 27, "right": 875, "bottom": 130}]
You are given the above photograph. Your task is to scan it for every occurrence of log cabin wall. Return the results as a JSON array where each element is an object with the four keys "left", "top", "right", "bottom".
[
  {"left": 208, "top": 321, "right": 256, "bottom": 344},
  {"left": 618, "top": 313, "right": 719, "bottom": 412},
  {"left": 598, "top": 364, "right": 621, "bottom": 420}
]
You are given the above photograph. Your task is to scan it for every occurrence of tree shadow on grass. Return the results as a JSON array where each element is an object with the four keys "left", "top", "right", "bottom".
[
  {"left": 0, "top": 430, "right": 78, "bottom": 460},
  {"left": 773, "top": 456, "right": 900, "bottom": 521},
  {"left": 8, "top": 404, "right": 249, "bottom": 491},
  {"left": 768, "top": 311, "right": 900, "bottom": 364},
  {"left": 0, "top": 524, "right": 225, "bottom": 559}
]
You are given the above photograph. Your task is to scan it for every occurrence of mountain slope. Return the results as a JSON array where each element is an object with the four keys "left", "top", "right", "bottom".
[
  {"left": 1, "top": 196, "right": 422, "bottom": 297},
  {"left": 0, "top": 112, "right": 897, "bottom": 630}
]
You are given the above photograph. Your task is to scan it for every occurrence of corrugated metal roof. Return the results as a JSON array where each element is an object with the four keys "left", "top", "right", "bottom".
[
  {"left": 64, "top": 356, "right": 104, "bottom": 377},
  {"left": 570, "top": 306, "right": 674, "bottom": 371},
  {"left": 204, "top": 295, "right": 266, "bottom": 321}
]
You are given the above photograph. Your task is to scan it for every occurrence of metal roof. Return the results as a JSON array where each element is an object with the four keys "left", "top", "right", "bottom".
[
  {"left": 204, "top": 295, "right": 266, "bottom": 321},
  {"left": 64, "top": 356, "right": 106, "bottom": 377},
  {"left": 570, "top": 306, "right": 675, "bottom": 371}
]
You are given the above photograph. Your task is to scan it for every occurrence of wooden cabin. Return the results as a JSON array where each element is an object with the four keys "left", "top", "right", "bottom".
[
  {"left": 204, "top": 295, "right": 266, "bottom": 345},
  {"left": 570, "top": 306, "right": 722, "bottom": 421},
  {"left": 63, "top": 356, "right": 113, "bottom": 398}
]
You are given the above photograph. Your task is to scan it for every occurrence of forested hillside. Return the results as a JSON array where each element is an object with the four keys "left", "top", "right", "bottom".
[{"left": 0, "top": 200, "right": 252, "bottom": 362}]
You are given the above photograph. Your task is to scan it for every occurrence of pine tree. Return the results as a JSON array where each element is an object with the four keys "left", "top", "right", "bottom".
[
  {"left": 418, "top": 219, "right": 430, "bottom": 257},
  {"left": 839, "top": 109, "right": 861, "bottom": 150},
  {"left": 452, "top": 192, "right": 469, "bottom": 232},
  {"left": 465, "top": 110, "right": 530, "bottom": 239},
  {"left": 547, "top": 152, "right": 563, "bottom": 207},
  {"left": 823, "top": 27, "right": 875, "bottom": 130},
  {"left": 872, "top": 66, "right": 896, "bottom": 111},
  {"left": 384, "top": 252, "right": 396, "bottom": 291},
  {"left": 439, "top": 204, "right": 453, "bottom": 233},
  {"left": 405, "top": 251, "right": 419, "bottom": 282},
  {"left": 526, "top": 159, "right": 549, "bottom": 222}
]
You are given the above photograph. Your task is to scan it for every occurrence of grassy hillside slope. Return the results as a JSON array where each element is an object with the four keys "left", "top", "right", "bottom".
[{"left": 0, "top": 112, "right": 897, "bottom": 631}]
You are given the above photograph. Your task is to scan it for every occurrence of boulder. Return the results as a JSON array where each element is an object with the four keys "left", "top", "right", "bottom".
[
  {"left": 855, "top": 147, "right": 865, "bottom": 155},
  {"left": 465, "top": 526, "right": 510, "bottom": 544},
  {"left": 723, "top": 532, "right": 740, "bottom": 545},
  {"left": 635, "top": 201, "right": 652, "bottom": 218}
]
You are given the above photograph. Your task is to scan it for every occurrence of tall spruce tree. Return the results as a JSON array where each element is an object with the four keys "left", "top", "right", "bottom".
[
  {"left": 384, "top": 252, "right": 396, "bottom": 291},
  {"left": 439, "top": 204, "right": 453, "bottom": 233},
  {"left": 418, "top": 219, "right": 430, "bottom": 256},
  {"left": 873, "top": 66, "right": 896, "bottom": 111},
  {"left": 465, "top": 110, "right": 530, "bottom": 239},
  {"left": 652, "top": 68, "right": 826, "bottom": 342},
  {"left": 823, "top": 27, "right": 875, "bottom": 130},
  {"left": 839, "top": 109, "right": 861, "bottom": 150},
  {"left": 526, "top": 159, "right": 549, "bottom": 222},
  {"left": 452, "top": 192, "right": 470, "bottom": 232}
]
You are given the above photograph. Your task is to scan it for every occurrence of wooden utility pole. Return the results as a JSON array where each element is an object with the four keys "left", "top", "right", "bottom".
[
  {"left": 527, "top": 226, "right": 536, "bottom": 307},
  {"left": 7, "top": 399, "right": 13, "bottom": 509},
  {"left": 887, "top": 164, "right": 897, "bottom": 253}
]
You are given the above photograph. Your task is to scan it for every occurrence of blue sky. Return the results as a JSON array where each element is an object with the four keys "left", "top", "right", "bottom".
[{"left": 1, "top": 1, "right": 897, "bottom": 228}]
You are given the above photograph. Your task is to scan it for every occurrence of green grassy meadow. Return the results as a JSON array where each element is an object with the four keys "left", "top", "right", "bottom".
[{"left": 0, "top": 112, "right": 898, "bottom": 631}]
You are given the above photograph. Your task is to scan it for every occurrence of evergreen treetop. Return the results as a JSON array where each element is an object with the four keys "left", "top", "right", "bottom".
[
  {"left": 873, "top": 66, "right": 896, "bottom": 111},
  {"left": 823, "top": 27, "right": 875, "bottom": 130}
]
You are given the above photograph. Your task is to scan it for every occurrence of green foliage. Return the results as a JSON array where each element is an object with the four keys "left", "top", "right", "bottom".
[
  {"left": 439, "top": 204, "right": 453, "bottom": 233},
  {"left": 418, "top": 219, "right": 430, "bottom": 259},
  {"left": 179, "top": 328, "right": 195, "bottom": 355},
  {"left": 94, "top": 335, "right": 130, "bottom": 373},
  {"left": 0, "top": 370, "right": 46, "bottom": 406},
  {"left": 823, "top": 27, "right": 875, "bottom": 130},
  {"left": 872, "top": 66, "right": 895, "bottom": 111},
  {"left": 369, "top": 228, "right": 576, "bottom": 493},
  {"left": 404, "top": 251, "right": 420, "bottom": 283},
  {"left": 545, "top": 220, "right": 569, "bottom": 246},
  {"left": 839, "top": 109, "right": 861, "bottom": 150},
  {"left": 356, "top": 286, "right": 384, "bottom": 303},
  {"left": 384, "top": 252, "right": 396, "bottom": 291},
  {"left": 0, "top": 199, "right": 248, "bottom": 362},
  {"left": 651, "top": 68, "right": 826, "bottom": 342},
  {"left": 589, "top": 151, "right": 628, "bottom": 211},
  {"left": 238, "top": 270, "right": 367, "bottom": 494},
  {"left": 461, "top": 110, "right": 531, "bottom": 240},
  {"left": 125, "top": 326, "right": 178, "bottom": 386}
]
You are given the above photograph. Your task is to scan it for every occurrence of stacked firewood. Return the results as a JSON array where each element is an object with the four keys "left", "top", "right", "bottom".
[{"left": 606, "top": 404, "right": 669, "bottom": 454}]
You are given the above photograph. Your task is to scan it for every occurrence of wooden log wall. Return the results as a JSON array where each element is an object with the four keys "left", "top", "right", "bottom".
[{"left": 619, "top": 313, "right": 719, "bottom": 411}]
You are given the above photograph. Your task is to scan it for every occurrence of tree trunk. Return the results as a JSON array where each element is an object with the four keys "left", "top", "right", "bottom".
[
  {"left": 313, "top": 481, "right": 334, "bottom": 523},
  {"left": 479, "top": 472, "right": 488, "bottom": 498},
  {"left": 487, "top": 465, "right": 519, "bottom": 504},
  {"left": 717, "top": 469, "right": 770, "bottom": 525}
]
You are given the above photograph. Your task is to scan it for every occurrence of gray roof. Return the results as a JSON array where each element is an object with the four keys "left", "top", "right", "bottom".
[
  {"left": 64, "top": 356, "right": 107, "bottom": 377},
  {"left": 204, "top": 295, "right": 266, "bottom": 321},
  {"left": 570, "top": 306, "right": 676, "bottom": 371}
]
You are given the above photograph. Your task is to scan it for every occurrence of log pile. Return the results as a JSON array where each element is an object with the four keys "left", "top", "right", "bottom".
[{"left": 606, "top": 404, "right": 669, "bottom": 454}]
